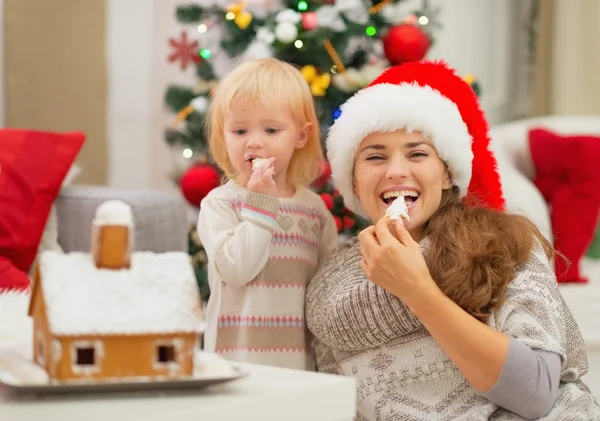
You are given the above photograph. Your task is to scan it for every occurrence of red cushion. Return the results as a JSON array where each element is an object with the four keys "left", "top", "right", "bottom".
[
  {"left": 529, "top": 128, "right": 600, "bottom": 283},
  {"left": 0, "top": 129, "right": 85, "bottom": 291}
]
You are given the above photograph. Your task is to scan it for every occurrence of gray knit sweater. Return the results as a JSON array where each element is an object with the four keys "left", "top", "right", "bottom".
[{"left": 306, "top": 238, "right": 600, "bottom": 420}]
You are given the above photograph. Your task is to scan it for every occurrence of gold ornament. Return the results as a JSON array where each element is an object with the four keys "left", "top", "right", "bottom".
[
  {"left": 463, "top": 74, "right": 476, "bottom": 85},
  {"left": 191, "top": 231, "right": 202, "bottom": 246},
  {"left": 235, "top": 12, "right": 253, "bottom": 29},
  {"left": 301, "top": 65, "right": 331, "bottom": 97},
  {"left": 193, "top": 79, "right": 218, "bottom": 95},
  {"left": 226, "top": 2, "right": 253, "bottom": 30},
  {"left": 323, "top": 39, "right": 346, "bottom": 73},
  {"left": 368, "top": 0, "right": 393, "bottom": 14},
  {"left": 172, "top": 105, "right": 195, "bottom": 126},
  {"left": 226, "top": 2, "right": 244, "bottom": 14}
]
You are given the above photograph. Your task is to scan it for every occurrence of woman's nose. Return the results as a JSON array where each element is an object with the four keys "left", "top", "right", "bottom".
[{"left": 386, "top": 158, "right": 410, "bottom": 180}]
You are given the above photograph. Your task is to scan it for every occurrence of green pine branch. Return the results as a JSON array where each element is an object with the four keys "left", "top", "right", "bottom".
[{"left": 164, "top": 86, "right": 196, "bottom": 113}]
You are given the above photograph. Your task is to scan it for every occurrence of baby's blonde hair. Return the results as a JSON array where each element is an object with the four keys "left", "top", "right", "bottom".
[{"left": 206, "top": 58, "right": 323, "bottom": 187}]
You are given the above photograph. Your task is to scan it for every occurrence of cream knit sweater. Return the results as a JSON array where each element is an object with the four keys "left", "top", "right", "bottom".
[
  {"left": 306, "top": 238, "right": 600, "bottom": 420},
  {"left": 199, "top": 181, "right": 338, "bottom": 370}
]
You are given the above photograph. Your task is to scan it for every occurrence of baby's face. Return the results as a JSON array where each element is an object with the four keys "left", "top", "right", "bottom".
[{"left": 223, "top": 101, "right": 308, "bottom": 187}]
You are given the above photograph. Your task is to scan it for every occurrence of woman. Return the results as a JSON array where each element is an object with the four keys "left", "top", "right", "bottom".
[{"left": 306, "top": 61, "right": 599, "bottom": 420}]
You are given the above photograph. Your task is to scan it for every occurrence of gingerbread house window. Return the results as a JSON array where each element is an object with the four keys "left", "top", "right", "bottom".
[
  {"left": 157, "top": 345, "right": 176, "bottom": 363},
  {"left": 76, "top": 347, "right": 96, "bottom": 366}
]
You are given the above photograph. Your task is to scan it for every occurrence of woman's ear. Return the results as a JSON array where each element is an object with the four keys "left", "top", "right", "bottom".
[{"left": 443, "top": 170, "right": 452, "bottom": 190}]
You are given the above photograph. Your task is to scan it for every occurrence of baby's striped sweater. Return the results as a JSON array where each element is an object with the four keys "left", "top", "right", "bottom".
[{"left": 198, "top": 181, "right": 338, "bottom": 370}]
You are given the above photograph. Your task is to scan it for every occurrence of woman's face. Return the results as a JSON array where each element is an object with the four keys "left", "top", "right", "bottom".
[{"left": 353, "top": 130, "right": 452, "bottom": 241}]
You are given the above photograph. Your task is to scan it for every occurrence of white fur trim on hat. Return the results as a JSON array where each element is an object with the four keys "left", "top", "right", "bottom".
[{"left": 326, "top": 82, "right": 473, "bottom": 219}]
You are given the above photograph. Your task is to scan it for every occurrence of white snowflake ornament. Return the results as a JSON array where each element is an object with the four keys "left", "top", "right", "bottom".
[
  {"left": 256, "top": 27, "right": 275, "bottom": 44},
  {"left": 275, "top": 9, "right": 301, "bottom": 24},
  {"left": 316, "top": 6, "right": 346, "bottom": 32},
  {"left": 275, "top": 22, "right": 298, "bottom": 44},
  {"left": 191, "top": 96, "right": 209, "bottom": 113}
]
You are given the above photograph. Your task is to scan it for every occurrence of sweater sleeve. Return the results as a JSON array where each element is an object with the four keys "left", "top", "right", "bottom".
[
  {"left": 317, "top": 210, "right": 339, "bottom": 269},
  {"left": 483, "top": 337, "right": 561, "bottom": 420},
  {"left": 197, "top": 191, "right": 279, "bottom": 288}
]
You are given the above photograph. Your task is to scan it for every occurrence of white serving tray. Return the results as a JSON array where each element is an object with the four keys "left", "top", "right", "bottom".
[{"left": 0, "top": 349, "right": 247, "bottom": 397}]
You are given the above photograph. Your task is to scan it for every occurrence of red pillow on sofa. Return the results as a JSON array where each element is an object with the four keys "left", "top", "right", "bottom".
[
  {"left": 529, "top": 128, "right": 600, "bottom": 283},
  {"left": 0, "top": 129, "right": 85, "bottom": 291}
]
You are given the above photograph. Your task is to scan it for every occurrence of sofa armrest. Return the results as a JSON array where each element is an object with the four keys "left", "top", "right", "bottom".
[
  {"left": 55, "top": 185, "right": 188, "bottom": 253},
  {"left": 490, "top": 115, "right": 600, "bottom": 180}
]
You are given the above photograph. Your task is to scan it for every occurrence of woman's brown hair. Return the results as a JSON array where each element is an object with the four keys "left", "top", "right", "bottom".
[{"left": 423, "top": 186, "right": 561, "bottom": 323}]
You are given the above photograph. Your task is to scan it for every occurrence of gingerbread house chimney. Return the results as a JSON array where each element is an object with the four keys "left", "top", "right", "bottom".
[{"left": 91, "top": 200, "right": 134, "bottom": 270}]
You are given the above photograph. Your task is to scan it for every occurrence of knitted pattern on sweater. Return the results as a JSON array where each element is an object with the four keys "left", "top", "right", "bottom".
[{"left": 306, "top": 238, "right": 600, "bottom": 420}]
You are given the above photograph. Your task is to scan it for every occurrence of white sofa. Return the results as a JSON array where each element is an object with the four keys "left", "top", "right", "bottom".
[
  {"left": 489, "top": 115, "right": 600, "bottom": 400},
  {"left": 490, "top": 115, "right": 600, "bottom": 243}
]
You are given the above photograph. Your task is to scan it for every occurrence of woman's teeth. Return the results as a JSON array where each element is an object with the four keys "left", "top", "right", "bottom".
[{"left": 381, "top": 190, "right": 419, "bottom": 204}]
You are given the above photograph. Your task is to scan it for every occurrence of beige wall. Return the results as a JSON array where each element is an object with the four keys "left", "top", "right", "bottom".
[{"left": 4, "top": 0, "right": 107, "bottom": 185}]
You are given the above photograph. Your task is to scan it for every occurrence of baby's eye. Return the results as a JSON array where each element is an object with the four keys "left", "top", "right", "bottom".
[
  {"left": 265, "top": 128, "right": 278, "bottom": 134},
  {"left": 234, "top": 129, "right": 247, "bottom": 135}
]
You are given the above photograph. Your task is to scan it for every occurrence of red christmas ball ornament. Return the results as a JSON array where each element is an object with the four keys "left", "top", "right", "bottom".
[
  {"left": 333, "top": 216, "right": 343, "bottom": 232},
  {"left": 343, "top": 216, "right": 356, "bottom": 229},
  {"left": 312, "top": 160, "right": 332, "bottom": 188},
  {"left": 320, "top": 193, "right": 334, "bottom": 210},
  {"left": 180, "top": 163, "right": 221, "bottom": 208},
  {"left": 301, "top": 12, "right": 318, "bottom": 31},
  {"left": 382, "top": 23, "right": 431, "bottom": 65}
]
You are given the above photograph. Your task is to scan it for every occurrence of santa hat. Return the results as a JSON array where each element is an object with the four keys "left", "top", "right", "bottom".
[{"left": 327, "top": 60, "right": 504, "bottom": 219}]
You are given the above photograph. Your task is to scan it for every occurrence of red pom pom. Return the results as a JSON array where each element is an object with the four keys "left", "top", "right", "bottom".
[
  {"left": 333, "top": 216, "right": 343, "bottom": 232},
  {"left": 383, "top": 24, "right": 431, "bottom": 65},
  {"left": 180, "top": 163, "right": 221, "bottom": 207},
  {"left": 320, "top": 193, "right": 334, "bottom": 210}
]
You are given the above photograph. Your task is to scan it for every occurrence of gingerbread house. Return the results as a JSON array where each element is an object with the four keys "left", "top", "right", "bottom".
[{"left": 27, "top": 200, "right": 204, "bottom": 382}]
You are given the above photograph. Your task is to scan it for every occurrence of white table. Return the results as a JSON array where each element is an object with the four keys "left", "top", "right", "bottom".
[{"left": 0, "top": 362, "right": 356, "bottom": 421}]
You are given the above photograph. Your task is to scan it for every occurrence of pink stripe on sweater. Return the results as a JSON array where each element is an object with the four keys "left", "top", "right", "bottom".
[{"left": 242, "top": 204, "right": 276, "bottom": 219}]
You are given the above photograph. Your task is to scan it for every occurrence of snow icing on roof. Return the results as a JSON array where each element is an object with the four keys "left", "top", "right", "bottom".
[
  {"left": 94, "top": 200, "right": 133, "bottom": 226},
  {"left": 38, "top": 251, "right": 204, "bottom": 336}
]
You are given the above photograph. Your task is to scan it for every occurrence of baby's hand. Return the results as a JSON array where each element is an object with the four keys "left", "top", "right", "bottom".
[{"left": 247, "top": 157, "right": 278, "bottom": 197}]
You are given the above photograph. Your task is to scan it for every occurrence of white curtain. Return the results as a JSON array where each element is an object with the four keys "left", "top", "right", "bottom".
[{"left": 533, "top": 0, "right": 600, "bottom": 116}]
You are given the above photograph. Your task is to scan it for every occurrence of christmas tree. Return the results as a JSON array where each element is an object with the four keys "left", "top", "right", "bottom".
[{"left": 163, "top": 0, "right": 482, "bottom": 301}]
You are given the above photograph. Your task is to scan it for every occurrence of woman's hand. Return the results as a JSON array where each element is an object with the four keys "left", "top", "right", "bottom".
[{"left": 358, "top": 217, "right": 437, "bottom": 304}]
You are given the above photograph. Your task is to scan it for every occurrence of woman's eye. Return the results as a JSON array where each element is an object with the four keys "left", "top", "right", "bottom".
[
  {"left": 366, "top": 155, "right": 385, "bottom": 161},
  {"left": 410, "top": 152, "right": 428, "bottom": 158}
]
